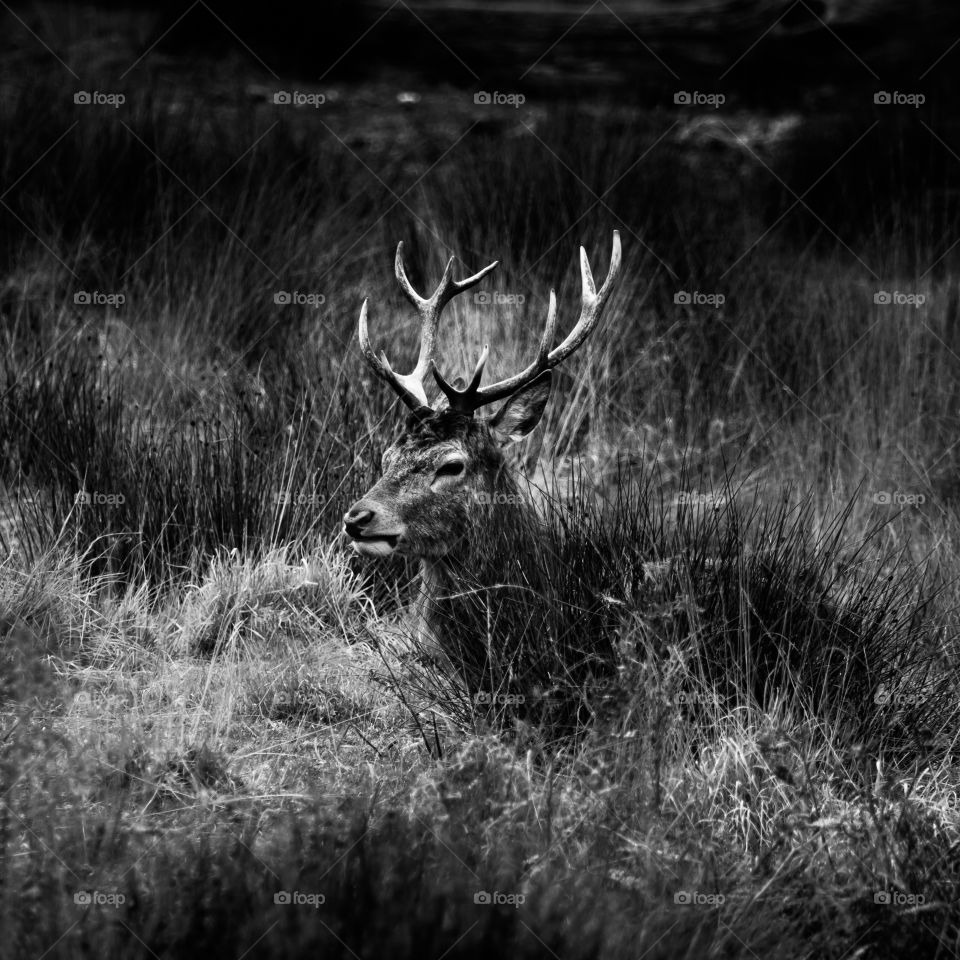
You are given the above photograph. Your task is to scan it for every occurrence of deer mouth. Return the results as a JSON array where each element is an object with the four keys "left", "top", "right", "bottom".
[{"left": 349, "top": 533, "right": 400, "bottom": 557}]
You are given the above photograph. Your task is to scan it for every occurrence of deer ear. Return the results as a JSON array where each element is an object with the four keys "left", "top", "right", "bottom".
[{"left": 488, "top": 371, "right": 552, "bottom": 445}]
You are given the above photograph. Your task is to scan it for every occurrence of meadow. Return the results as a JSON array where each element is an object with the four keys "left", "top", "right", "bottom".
[{"left": 2, "top": 10, "right": 960, "bottom": 956}]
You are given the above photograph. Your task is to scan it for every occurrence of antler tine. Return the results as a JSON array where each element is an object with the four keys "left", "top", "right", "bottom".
[
  {"left": 358, "top": 299, "right": 430, "bottom": 412},
  {"left": 457, "top": 230, "right": 621, "bottom": 410},
  {"left": 359, "top": 244, "right": 498, "bottom": 412},
  {"left": 432, "top": 344, "right": 490, "bottom": 413},
  {"left": 534, "top": 289, "right": 558, "bottom": 368},
  {"left": 393, "top": 241, "right": 425, "bottom": 308},
  {"left": 548, "top": 229, "right": 621, "bottom": 365}
]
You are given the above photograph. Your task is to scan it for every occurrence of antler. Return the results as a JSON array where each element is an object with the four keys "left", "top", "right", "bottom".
[
  {"left": 358, "top": 242, "right": 499, "bottom": 412},
  {"left": 433, "top": 230, "right": 621, "bottom": 415}
]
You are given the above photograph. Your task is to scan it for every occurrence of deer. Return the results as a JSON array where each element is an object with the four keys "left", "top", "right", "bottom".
[{"left": 343, "top": 232, "right": 622, "bottom": 688}]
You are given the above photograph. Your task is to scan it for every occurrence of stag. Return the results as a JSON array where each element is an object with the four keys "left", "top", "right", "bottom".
[{"left": 344, "top": 232, "right": 622, "bottom": 670}]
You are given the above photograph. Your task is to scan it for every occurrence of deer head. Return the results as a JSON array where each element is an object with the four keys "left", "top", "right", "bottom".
[{"left": 343, "top": 232, "right": 621, "bottom": 561}]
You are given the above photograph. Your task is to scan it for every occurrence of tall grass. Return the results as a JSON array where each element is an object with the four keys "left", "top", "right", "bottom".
[
  {"left": 0, "top": 348, "right": 388, "bottom": 581},
  {"left": 1, "top": 49, "right": 960, "bottom": 959},
  {"left": 393, "top": 467, "right": 954, "bottom": 756},
  {"left": 3, "top": 79, "right": 960, "bottom": 573}
]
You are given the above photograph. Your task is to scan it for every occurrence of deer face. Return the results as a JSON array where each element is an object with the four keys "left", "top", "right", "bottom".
[
  {"left": 344, "top": 382, "right": 551, "bottom": 560},
  {"left": 343, "top": 232, "right": 620, "bottom": 561}
]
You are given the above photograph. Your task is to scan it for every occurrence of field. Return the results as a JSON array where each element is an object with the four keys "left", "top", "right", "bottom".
[{"left": 2, "top": 3, "right": 960, "bottom": 957}]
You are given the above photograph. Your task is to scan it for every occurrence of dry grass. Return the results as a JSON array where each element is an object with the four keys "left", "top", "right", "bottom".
[{"left": 1, "top": 8, "right": 960, "bottom": 955}]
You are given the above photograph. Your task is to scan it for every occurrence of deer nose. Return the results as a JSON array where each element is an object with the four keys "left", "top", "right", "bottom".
[{"left": 343, "top": 506, "right": 374, "bottom": 539}]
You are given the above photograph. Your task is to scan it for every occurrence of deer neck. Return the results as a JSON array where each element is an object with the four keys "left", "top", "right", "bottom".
[{"left": 415, "top": 467, "right": 537, "bottom": 646}]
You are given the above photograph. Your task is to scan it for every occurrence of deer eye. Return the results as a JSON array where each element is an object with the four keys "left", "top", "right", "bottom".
[{"left": 435, "top": 460, "right": 465, "bottom": 478}]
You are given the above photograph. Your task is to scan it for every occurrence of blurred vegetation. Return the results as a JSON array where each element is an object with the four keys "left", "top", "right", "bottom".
[{"left": 1, "top": 3, "right": 960, "bottom": 956}]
